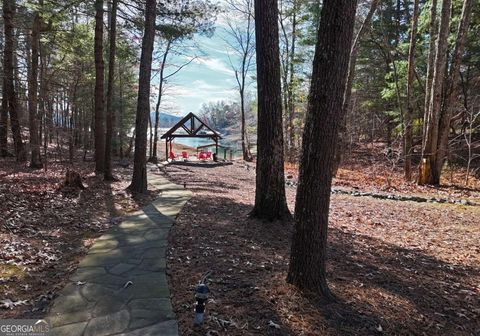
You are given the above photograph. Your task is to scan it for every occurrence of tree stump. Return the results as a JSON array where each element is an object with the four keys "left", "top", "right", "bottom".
[
  {"left": 62, "top": 169, "right": 85, "bottom": 190},
  {"left": 418, "top": 158, "right": 431, "bottom": 185}
]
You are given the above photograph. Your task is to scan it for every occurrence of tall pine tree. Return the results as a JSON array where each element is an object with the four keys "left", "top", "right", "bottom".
[
  {"left": 287, "top": 0, "right": 357, "bottom": 299},
  {"left": 250, "top": 0, "right": 290, "bottom": 221}
]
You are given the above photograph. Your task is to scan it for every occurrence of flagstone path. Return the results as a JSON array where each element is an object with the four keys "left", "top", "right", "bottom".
[{"left": 46, "top": 164, "right": 191, "bottom": 336}]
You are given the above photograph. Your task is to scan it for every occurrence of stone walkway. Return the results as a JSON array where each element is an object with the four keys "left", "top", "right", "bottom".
[{"left": 46, "top": 165, "right": 191, "bottom": 336}]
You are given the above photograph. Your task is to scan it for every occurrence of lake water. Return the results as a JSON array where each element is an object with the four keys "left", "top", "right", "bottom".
[
  {"left": 128, "top": 127, "right": 244, "bottom": 158},
  {"left": 159, "top": 128, "right": 229, "bottom": 149}
]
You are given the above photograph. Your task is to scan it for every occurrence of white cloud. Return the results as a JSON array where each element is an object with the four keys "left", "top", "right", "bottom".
[
  {"left": 161, "top": 82, "right": 238, "bottom": 113},
  {"left": 165, "top": 82, "right": 237, "bottom": 99},
  {"left": 193, "top": 57, "right": 234, "bottom": 75}
]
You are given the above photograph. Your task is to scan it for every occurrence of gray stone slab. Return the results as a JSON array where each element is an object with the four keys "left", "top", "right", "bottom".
[
  {"left": 79, "top": 251, "right": 136, "bottom": 267},
  {"left": 128, "top": 298, "right": 173, "bottom": 311},
  {"left": 49, "top": 296, "right": 94, "bottom": 315},
  {"left": 117, "top": 282, "right": 170, "bottom": 300},
  {"left": 84, "top": 309, "right": 130, "bottom": 336},
  {"left": 132, "top": 272, "right": 167, "bottom": 285},
  {"left": 144, "top": 229, "right": 169, "bottom": 241},
  {"left": 89, "top": 239, "right": 119, "bottom": 253},
  {"left": 118, "top": 320, "right": 178, "bottom": 336},
  {"left": 49, "top": 321, "right": 88, "bottom": 336},
  {"left": 109, "top": 263, "right": 136, "bottom": 275},
  {"left": 128, "top": 308, "right": 174, "bottom": 330},
  {"left": 117, "top": 235, "right": 149, "bottom": 246},
  {"left": 130, "top": 308, "right": 166, "bottom": 320},
  {"left": 47, "top": 310, "right": 91, "bottom": 327},
  {"left": 71, "top": 267, "right": 107, "bottom": 282},
  {"left": 88, "top": 274, "right": 130, "bottom": 287},
  {"left": 80, "top": 283, "right": 118, "bottom": 301},
  {"left": 92, "top": 295, "right": 127, "bottom": 317},
  {"left": 117, "top": 241, "right": 167, "bottom": 253},
  {"left": 49, "top": 286, "right": 92, "bottom": 314},
  {"left": 138, "top": 258, "right": 166, "bottom": 272},
  {"left": 45, "top": 172, "right": 190, "bottom": 336},
  {"left": 142, "top": 247, "right": 166, "bottom": 259}
]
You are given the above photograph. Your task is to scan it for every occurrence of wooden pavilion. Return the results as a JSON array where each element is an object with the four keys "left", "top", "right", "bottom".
[{"left": 160, "top": 112, "right": 222, "bottom": 161}]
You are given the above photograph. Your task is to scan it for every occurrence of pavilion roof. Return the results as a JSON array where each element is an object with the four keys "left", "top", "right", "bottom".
[{"left": 160, "top": 112, "right": 222, "bottom": 140}]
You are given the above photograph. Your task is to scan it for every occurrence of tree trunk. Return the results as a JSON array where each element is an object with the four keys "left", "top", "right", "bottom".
[
  {"left": 94, "top": 0, "right": 105, "bottom": 174},
  {"left": 239, "top": 11, "right": 254, "bottom": 163},
  {"left": 286, "top": 8, "right": 296, "bottom": 162},
  {"left": 434, "top": 0, "right": 473, "bottom": 180},
  {"left": 422, "top": 0, "right": 437, "bottom": 138},
  {"left": 240, "top": 86, "right": 253, "bottom": 162},
  {"left": 3, "top": 0, "right": 26, "bottom": 162},
  {"left": 118, "top": 63, "right": 124, "bottom": 160},
  {"left": 404, "top": 0, "right": 419, "bottom": 181},
  {"left": 13, "top": 27, "right": 25, "bottom": 125},
  {"left": 334, "top": 0, "right": 378, "bottom": 174},
  {"left": 250, "top": 0, "right": 290, "bottom": 221},
  {"left": 287, "top": 0, "right": 357, "bottom": 299},
  {"left": 0, "top": 79, "right": 9, "bottom": 157},
  {"left": 28, "top": 5, "right": 43, "bottom": 168},
  {"left": 128, "top": 0, "right": 156, "bottom": 193},
  {"left": 150, "top": 39, "right": 171, "bottom": 163},
  {"left": 418, "top": 0, "right": 451, "bottom": 185},
  {"left": 126, "top": 129, "right": 135, "bottom": 158},
  {"left": 104, "top": 0, "right": 117, "bottom": 180}
]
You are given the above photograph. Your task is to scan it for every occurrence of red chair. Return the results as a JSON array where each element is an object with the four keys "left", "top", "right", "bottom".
[
  {"left": 182, "top": 151, "right": 189, "bottom": 160},
  {"left": 169, "top": 151, "right": 176, "bottom": 160},
  {"left": 198, "top": 152, "right": 207, "bottom": 160},
  {"left": 206, "top": 151, "right": 212, "bottom": 160}
]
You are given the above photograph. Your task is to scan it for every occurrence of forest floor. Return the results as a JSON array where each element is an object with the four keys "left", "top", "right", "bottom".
[
  {"left": 0, "top": 155, "right": 159, "bottom": 319},
  {"left": 1, "top": 143, "right": 479, "bottom": 336},
  {"left": 164, "top": 144, "right": 480, "bottom": 336}
]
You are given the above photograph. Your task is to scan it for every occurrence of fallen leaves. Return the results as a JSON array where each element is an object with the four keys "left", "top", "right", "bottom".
[
  {"left": 165, "top": 160, "right": 480, "bottom": 336},
  {"left": 0, "top": 156, "right": 156, "bottom": 319},
  {"left": 0, "top": 299, "right": 29, "bottom": 310}
]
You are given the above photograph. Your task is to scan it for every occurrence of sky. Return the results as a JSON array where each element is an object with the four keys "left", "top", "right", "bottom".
[{"left": 150, "top": 9, "right": 253, "bottom": 117}]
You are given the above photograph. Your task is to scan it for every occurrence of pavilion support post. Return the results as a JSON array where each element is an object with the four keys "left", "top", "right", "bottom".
[
  {"left": 165, "top": 138, "right": 168, "bottom": 161},
  {"left": 215, "top": 138, "right": 219, "bottom": 154}
]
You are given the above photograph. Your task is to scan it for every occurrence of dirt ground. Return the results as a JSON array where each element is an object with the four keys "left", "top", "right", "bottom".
[{"left": 164, "top": 151, "right": 480, "bottom": 336}]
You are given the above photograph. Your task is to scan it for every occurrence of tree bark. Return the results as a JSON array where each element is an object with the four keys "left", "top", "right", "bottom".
[
  {"left": 334, "top": 0, "right": 378, "bottom": 174},
  {"left": 150, "top": 39, "right": 171, "bottom": 163},
  {"left": 28, "top": 4, "right": 43, "bottom": 169},
  {"left": 422, "top": 0, "right": 437, "bottom": 137},
  {"left": 3, "top": 0, "right": 26, "bottom": 162},
  {"left": 286, "top": 6, "right": 297, "bottom": 163},
  {"left": 118, "top": 63, "right": 124, "bottom": 160},
  {"left": 250, "top": 0, "right": 290, "bottom": 221},
  {"left": 1, "top": 78, "right": 9, "bottom": 157},
  {"left": 287, "top": 0, "right": 357, "bottom": 299},
  {"left": 148, "top": 111, "right": 153, "bottom": 158},
  {"left": 434, "top": 0, "right": 473, "bottom": 181},
  {"left": 418, "top": 0, "right": 451, "bottom": 185},
  {"left": 404, "top": 0, "right": 420, "bottom": 181},
  {"left": 94, "top": 0, "right": 105, "bottom": 174},
  {"left": 104, "top": 0, "right": 118, "bottom": 180},
  {"left": 128, "top": 0, "right": 156, "bottom": 193},
  {"left": 239, "top": 10, "right": 254, "bottom": 163}
]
